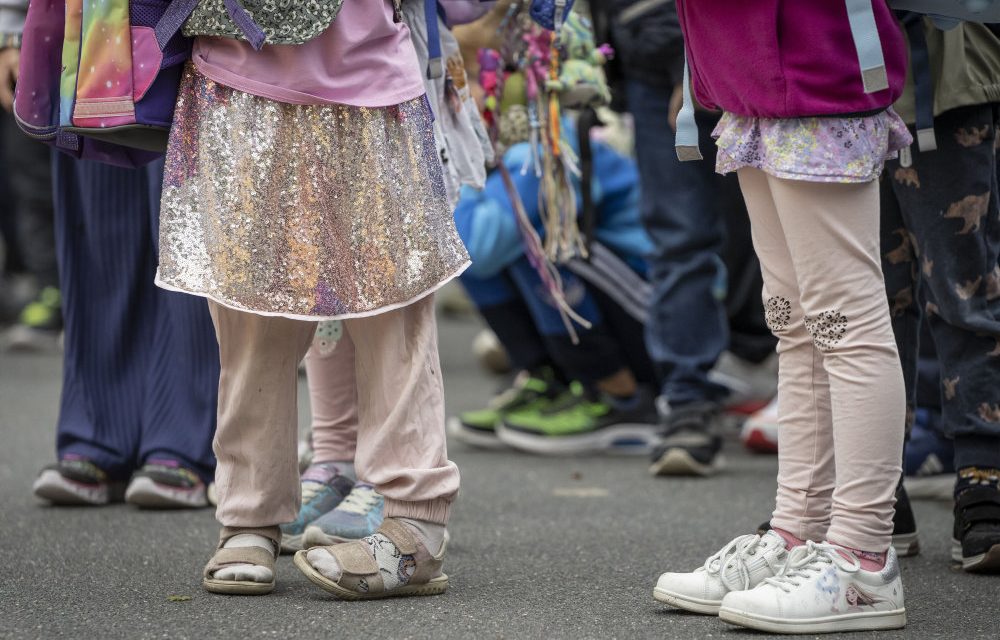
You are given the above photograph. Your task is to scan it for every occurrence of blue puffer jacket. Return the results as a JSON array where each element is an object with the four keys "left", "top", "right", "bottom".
[{"left": 454, "top": 129, "right": 651, "bottom": 279}]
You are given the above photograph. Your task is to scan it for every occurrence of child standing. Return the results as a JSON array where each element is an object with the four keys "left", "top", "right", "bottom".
[
  {"left": 155, "top": 1, "right": 469, "bottom": 597},
  {"left": 278, "top": 0, "right": 496, "bottom": 553},
  {"left": 653, "top": 1, "right": 911, "bottom": 633}
]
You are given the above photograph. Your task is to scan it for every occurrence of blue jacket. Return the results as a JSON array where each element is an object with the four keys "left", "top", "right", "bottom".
[{"left": 454, "top": 134, "right": 651, "bottom": 279}]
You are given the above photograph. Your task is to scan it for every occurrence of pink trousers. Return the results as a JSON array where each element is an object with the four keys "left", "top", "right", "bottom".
[
  {"left": 209, "top": 295, "right": 459, "bottom": 528},
  {"left": 738, "top": 168, "right": 905, "bottom": 551}
]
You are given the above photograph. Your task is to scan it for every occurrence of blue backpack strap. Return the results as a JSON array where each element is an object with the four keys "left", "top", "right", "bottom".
[
  {"left": 903, "top": 14, "right": 937, "bottom": 151},
  {"left": 156, "top": 0, "right": 266, "bottom": 51},
  {"left": 425, "top": 0, "right": 443, "bottom": 78},
  {"left": 156, "top": 0, "right": 201, "bottom": 50},
  {"left": 675, "top": 57, "right": 703, "bottom": 162},
  {"left": 845, "top": 0, "right": 890, "bottom": 93}
]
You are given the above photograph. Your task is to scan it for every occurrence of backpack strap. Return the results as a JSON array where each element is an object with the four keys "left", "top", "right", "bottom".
[
  {"left": 903, "top": 13, "right": 937, "bottom": 151},
  {"left": 425, "top": 0, "right": 444, "bottom": 78},
  {"left": 845, "top": 0, "right": 890, "bottom": 93},
  {"left": 675, "top": 57, "right": 702, "bottom": 161},
  {"left": 156, "top": 0, "right": 266, "bottom": 51}
]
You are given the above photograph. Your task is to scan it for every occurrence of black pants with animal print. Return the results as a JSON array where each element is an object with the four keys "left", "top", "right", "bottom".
[{"left": 881, "top": 103, "right": 1000, "bottom": 470}]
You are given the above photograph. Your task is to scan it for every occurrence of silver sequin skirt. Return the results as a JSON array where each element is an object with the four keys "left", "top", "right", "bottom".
[{"left": 156, "top": 64, "right": 470, "bottom": 320}]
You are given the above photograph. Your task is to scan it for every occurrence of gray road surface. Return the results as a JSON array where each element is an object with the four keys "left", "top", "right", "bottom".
[{"left": 1, "top": 313, "right": 997, "bottom": 639}]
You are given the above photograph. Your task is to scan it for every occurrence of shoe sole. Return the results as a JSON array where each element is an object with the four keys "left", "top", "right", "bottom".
[
  {"left": 496, "top": 422, "right": 659, "bottom": 456},
  {"left": 293, "top": 550, "right": 448, "bottom": 599},
  {"left": 446, "top": 417, "right": 508, "bottom": 450},
  {"left": 719, "top": 606, "right": 906, "bottom": 633},
  {"left": 649, "top": 449, "right": 724, "bottom": 477},
  {"left": 653, "top": 587, "right": 721, "bottom": 615},
  {"left": 124, "top": 477, "right": 208, "bottom": 509},
  {"left": 952, "top": 538, "right": 1000, "bottom": 573},
  {"left": 741, "top": 427, "right": 778, "bottom": 454},
  {"left": 905, "top": 475, "right": 955, "bottom": 501},
  {"left": 891, "top": 531, "right": 920, "bottom": 558},
  {"left": 32, "top": 470, "right": 118, "bottom": 506},
  {"left": 202, "top": 577, "right": 274, "bottom": 596}
]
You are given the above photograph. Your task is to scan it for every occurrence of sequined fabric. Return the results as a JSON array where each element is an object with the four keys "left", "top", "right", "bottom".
[
  {"left": 157, "top": 65, "right": 470, "bottom": 320},
  {"left": 713, "top": 108, "right": 913, "bottom": 183}
]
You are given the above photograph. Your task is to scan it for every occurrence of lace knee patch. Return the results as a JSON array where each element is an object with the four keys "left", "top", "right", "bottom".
[
  {"left": 765, "top": 296, "right": 792, "bottom": 332},
  {"left": 804, "top": 311, "right": 848, "bottom": 351}
]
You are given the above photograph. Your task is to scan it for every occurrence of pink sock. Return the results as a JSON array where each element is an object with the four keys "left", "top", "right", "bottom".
[
  {"left": 772, "top": 527, "right": 805, "bottom": 550},
  {"left": 830, "top": 541, "right": 887, "bottom": 571}
]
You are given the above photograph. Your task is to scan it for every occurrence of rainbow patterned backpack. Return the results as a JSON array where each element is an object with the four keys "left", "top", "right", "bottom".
[{"left": 14, "top": 0, "right": 190, "bottom": 166}]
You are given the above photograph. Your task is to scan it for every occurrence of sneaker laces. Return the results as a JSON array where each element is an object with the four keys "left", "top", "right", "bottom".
[
  {"left": 489, "top": 371, "right": 545, "bottom": 410},
  {"left": 702, "top": 534, "right": 768, "bottom": 592},
  {"left": 301, "top": 481, "right": 326, "bottom": 504},
  {"left": 763, "top": 541, "right": 859, "bottom": 593},
  {"left": 337, "top": 485, "right": 380, "bottom": 515}
]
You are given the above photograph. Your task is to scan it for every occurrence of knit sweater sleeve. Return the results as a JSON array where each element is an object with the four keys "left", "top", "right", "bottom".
[{"left": 0, "top": 0, "right": 28, "bottom": 48}]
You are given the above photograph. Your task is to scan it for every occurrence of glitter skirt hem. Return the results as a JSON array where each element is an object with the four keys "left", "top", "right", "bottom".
[
  {"left": 154, "top": 261, "right": 470, "bottom": 322},
  {"left": 158, "top": 64, "right": 471, "bottom": 319}
]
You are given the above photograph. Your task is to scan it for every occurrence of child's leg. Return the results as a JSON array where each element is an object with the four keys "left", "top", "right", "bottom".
[
  {"left": 737, "top": 168, "right": 836, "bottom": 544},
  {"left": 345, "top": 295, "right": 458, "bottom": 526},
  {"left": 765, "top": 174, "right": 905, "bottom": 552},
  {"left": 276, "top": 334, "right": 360, "bottom": 553},
  {"left": 207, "top": 301, "right": 316, "bottom": 532},
  {"left": 304, "top": 333, "right": 359, "bottom": 465},
  {"left": 299, "top": 295, "right": 457, "bottom": 598}
]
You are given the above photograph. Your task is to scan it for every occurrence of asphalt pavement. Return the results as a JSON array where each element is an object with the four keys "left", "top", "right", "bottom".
[{"left": 1, "top": 311, "right": 997, "bottom": 640}]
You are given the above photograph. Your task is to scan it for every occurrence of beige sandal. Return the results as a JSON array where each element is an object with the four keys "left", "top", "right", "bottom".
[
  {"left": 202, "top": 526, "right": 280, "bottom": 595},
  {"left": 293, "top": 518, "right": 448, "bottom": 600}
]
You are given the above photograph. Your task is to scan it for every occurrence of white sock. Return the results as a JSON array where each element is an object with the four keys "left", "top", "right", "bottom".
[
  {"left": 397, "top": 517, "right": 446, "bottom": 555},
  {"left": 305, "top": 518, "right": 445, "bottom": 583},
  {"left": 212, "top": 534, "right": 275, "bottom": 583}
]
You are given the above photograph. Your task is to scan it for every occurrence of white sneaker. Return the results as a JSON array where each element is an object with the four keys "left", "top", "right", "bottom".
[
  {"left": 719, "top": 541, "right": 906, "bottom": 633},
  {"left": 740, "top": 396, "right": 778, "bottom": 453},
  {"left": 653, "top": 531, "right": 788, "bottom": 614}
]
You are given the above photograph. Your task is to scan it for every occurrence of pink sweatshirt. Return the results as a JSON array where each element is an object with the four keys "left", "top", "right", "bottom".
[{"left": 192, "top": 0, "right": 424, "bottom": 108}]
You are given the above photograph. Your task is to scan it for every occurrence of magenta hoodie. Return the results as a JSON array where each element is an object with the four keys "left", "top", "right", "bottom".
[{"left": 676, "top": 0, "right": 909, "bottom": 118}]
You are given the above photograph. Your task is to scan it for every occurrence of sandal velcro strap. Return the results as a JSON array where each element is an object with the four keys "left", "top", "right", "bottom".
[
  {"left": 203, "top": 546, "right": 275, "bottom": 578},
  {"left": 220, "top": 525, "right": 281, "bottom": 550},
  {"left": 328, "top": 541, "right": 379, "bottom": 575},
  {"left": 376, "top": 519, "right": 418, "bottom": 555}
]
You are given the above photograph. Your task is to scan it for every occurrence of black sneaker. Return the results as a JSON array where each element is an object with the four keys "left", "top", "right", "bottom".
[
  {"left": 891, "top": 481, "right": 920, "bottom": 557},
  {"left": 32, "top": 456, "right": 125, "bottom": 505},
  {"left": 952, "top": 485, "right": 1000, "bottom": 573},
  {"left": 649, "top": 401, "right": 723, "bottom": 476}
]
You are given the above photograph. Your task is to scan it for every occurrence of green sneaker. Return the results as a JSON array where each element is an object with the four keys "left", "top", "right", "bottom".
[
  {"left": 448, "top": 368, "right": 563, "bottom": 449},
  {"left": 497, "top": 387, "right": 659, "bottom": 455},
  {"left": 19, "top": 286, "right": 62, "bottom": 330}
]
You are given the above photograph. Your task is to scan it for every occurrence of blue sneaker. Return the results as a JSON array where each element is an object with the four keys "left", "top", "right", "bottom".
[
  {"left": 904, "top": 409, "right": 955, "bottom": 500},
  {"left": 280, "top": 463, "right": 355, "bottom": 553},
  {"left": 302, "top": 482, "right": 384, "bottom": 547}
]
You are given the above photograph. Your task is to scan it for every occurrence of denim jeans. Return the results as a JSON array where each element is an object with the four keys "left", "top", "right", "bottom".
[
  {"left": 626, "top": 79, "right": 742, "bottom": 405},
  {"left": 881, "top": 103, "right": 1000, "bottom": 469}
]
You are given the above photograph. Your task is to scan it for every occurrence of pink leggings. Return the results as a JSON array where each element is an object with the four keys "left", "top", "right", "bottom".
[
  {"left": 738, "top": 168, "right": 905, "bottom": 551},
  {"left": 210, "top": 295, "right": 458, "bottom": 528}
]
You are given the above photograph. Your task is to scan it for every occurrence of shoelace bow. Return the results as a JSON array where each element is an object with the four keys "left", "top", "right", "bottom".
[
  {"left": 338, "top": 486, "right": 380, "bottom": 515},
  {"left": 763, "top": 541, "right": 860, "bottom": 593},
  {"left": 703, "top": 534, "right": 768, "bottom": 592}
]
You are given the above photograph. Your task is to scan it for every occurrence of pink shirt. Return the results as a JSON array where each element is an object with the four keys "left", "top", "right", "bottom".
[{"left": 192, "top": 0, "right": 425, "bottom": 108}]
